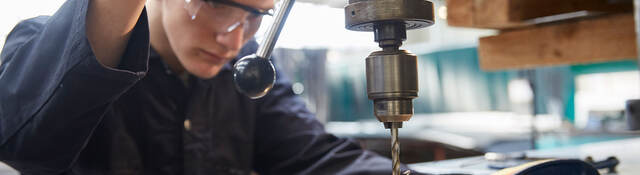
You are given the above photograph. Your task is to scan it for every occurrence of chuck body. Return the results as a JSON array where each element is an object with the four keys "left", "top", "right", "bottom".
[{"left": 366, "top": 50, "right": 418, "bottom": 124}]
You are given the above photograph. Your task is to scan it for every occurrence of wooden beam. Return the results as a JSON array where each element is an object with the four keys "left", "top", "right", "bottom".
[
  {"left": 478, "top": 13, "right": 637, "bottom": 71},
  {"left": 473, "top": 0, "right": 521, "bottom": 29},
  {"left": 446, "top": 0, "right": 474, "bottom": 27},
  {"left": 509, "top": 0, "right": 632, "bottom": 21},
  {"left": 446, "top": 0, "right": 632, "bottom": 29}
]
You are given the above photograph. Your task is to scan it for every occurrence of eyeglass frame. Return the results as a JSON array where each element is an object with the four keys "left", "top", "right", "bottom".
[
  {"left": 184, "top": 0, "right": 275, "bottom": 33},
  {"left": 203, "top": 0, "right": 274, "bottom": 16}
]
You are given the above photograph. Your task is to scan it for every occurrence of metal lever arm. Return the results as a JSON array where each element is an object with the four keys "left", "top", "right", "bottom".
[
  {"left": 232, "top": 0, "right": 295, "bottom": 99},
  {"left": 256, "top": 0, "right": 295, "bottom": 59}
]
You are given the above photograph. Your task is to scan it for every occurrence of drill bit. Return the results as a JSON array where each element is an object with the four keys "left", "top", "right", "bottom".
[
  {"left": 391, "top": 126, "right": 400, "bottom": 175},
  {"left": 388, "top": 122, "right": 402, "bottom": 175}
]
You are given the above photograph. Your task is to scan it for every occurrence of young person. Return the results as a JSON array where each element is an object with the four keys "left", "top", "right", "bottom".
[{"left": 0, "top": 0, "right": 420, "bottom": 174}]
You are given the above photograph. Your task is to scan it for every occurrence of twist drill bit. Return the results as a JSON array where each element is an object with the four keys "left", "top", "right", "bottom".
[
  {"left": 386, "top": 122, "right": 403, "bottom": 175},
  {"left": 391, "top": 123, "right": 400, "bottom": 175}
]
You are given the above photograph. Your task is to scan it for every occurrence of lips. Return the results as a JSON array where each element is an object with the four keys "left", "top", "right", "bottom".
[{"left": 199, "top": 49, "right": 226, "bottom": 64}]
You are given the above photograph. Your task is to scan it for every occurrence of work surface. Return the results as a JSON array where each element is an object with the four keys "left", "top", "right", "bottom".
[
  {"left": 1, "top": 137, "right": 639, "bottom": 174},
  {"left": 409, "top": 137, "right": 640, "bottom": 175}
]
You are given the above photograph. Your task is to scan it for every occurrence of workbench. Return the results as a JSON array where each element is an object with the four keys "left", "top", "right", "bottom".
[{"left": 409, "top": 137, "right": 640, "bottom": 175}]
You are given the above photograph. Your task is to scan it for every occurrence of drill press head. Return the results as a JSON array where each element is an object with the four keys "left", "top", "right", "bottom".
[
  {"left": 345, "top": 0, "right": 434, "bottom": 32},
  {"left": 344, "top": 0, "right": 434, "bottom": 127},
  {"left": 344, "top": 1, "right": 433, "bottom": 174}
]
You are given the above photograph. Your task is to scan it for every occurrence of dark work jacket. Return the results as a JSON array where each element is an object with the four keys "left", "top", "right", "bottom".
[{"left": 0, "top": 0, "right": 410, "bottom": 175}]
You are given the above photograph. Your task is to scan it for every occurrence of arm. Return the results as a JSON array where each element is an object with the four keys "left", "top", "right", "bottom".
[
  {"left": 252, "top": 69, "right": 418, "bottom": 174},
  {"left": 0, "top": 0, "right": 149, "bottom": 173},
  {"left": 87, "top": 0, "right": 146, "bottom": 67}
]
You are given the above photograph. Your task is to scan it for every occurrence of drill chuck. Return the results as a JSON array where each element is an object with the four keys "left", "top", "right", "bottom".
[{"left": 366, "top": 50, "right": 418, "bottom": 123}]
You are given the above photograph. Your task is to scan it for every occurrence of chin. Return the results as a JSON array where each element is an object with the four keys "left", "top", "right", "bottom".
[
  {"left": 191, "top": 68, "right": 221, "bottom": 79},
  {"left": 180, "top": 54, "right": 231, "bottom": 79}
]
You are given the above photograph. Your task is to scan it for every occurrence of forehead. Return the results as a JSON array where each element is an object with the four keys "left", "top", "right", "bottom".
[{"left": 234, "top": 0, "right": 275, "bottom": 10}]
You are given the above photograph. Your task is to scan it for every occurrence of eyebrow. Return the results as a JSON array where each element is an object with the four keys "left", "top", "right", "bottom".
[{"left": 205, "top": 0, "right": 274, "bottom": 16}]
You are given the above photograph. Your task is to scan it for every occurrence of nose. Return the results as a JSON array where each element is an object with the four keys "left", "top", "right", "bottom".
[{"left": 216, "top": 24, "right": 245, "bottom": 51}]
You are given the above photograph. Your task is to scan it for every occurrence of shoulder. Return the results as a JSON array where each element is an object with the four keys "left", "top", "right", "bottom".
[
  {"left": 5, "top": 16, "right": 49, "bottom": 44},
  {"left": 1, "top": 16, "right": 49, "bottom": 60},
  {"left": 10, "top": 16, "right": 48, "bottom": 34}
]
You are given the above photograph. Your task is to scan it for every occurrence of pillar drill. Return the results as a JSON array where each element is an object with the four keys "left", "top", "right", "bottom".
[{"left": 343, "top": 0, "right": 434, "bottom": 174}]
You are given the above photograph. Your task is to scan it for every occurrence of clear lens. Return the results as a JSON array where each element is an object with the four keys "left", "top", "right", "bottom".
[
  {"left": 184, "top": 0, "right": 264, "bottom": 35},
  {"left": 184, "top": 0, "right": 204, "bottom": 20},
  {"left": 226, "top": 21, "right": 242, "bottom": 32}
]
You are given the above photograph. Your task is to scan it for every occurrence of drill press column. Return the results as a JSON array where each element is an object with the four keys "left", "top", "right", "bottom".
[{"left": 344, "top": 0, "right": 434, "bottom": 174}]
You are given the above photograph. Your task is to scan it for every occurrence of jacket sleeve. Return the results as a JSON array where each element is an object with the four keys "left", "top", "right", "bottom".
[
  {"left": 0, "top": 0, "right": 149, "bottom": 173},
  {"left": 252, "top": 63, "right": 423, "bottom": 175}
]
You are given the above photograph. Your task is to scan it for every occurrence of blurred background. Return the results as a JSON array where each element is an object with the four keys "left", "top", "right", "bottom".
[
  {"left": 264, "top": 0, "right": 640, "bottom": 162},
  {"left": 2, "top": 0, "right": 640, "bottom": 174}
]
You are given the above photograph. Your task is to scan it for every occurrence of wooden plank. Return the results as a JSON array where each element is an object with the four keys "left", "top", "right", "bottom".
[
  {"left": 478, "top": 13, "right": 637, "bottom": 71},
  {"left": 509, "top": 0, "right": 632, "bottom": 21},
  {"left": 446, "top": 0, "right": 474, "bottom": 27},
  {"left": 473, "top": 0, "right": 521, "bottom": 29},
  {"left": 447, "top": 0, "right": 521, "bottom": 28},
  {"left": 447, "top": 0, "right": 632, "bottom": 29}
]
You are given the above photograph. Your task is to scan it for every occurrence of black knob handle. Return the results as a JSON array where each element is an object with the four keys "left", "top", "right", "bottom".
[{"left": 232, "top": 54, "right": 276, "bottom": 99}]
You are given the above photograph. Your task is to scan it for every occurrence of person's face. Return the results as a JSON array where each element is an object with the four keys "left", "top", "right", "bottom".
[{"left": 160, "top": 0, "right": 274, "bottom": 78}]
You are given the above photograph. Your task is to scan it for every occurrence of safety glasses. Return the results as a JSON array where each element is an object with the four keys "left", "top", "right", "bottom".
[{"left": 184, "top": 0, "right": 274, "bottom": 35}]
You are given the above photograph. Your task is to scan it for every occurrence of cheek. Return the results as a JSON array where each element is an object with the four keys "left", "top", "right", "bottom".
[
  {"left": 163, "top": 9, "right": 196, "bottom": 57},
  {"left": 160, "top": 5, "right": 222, "bottom": 78},
  {"left": 161, "top": 0, "right": 216, "bottom": 59}
]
